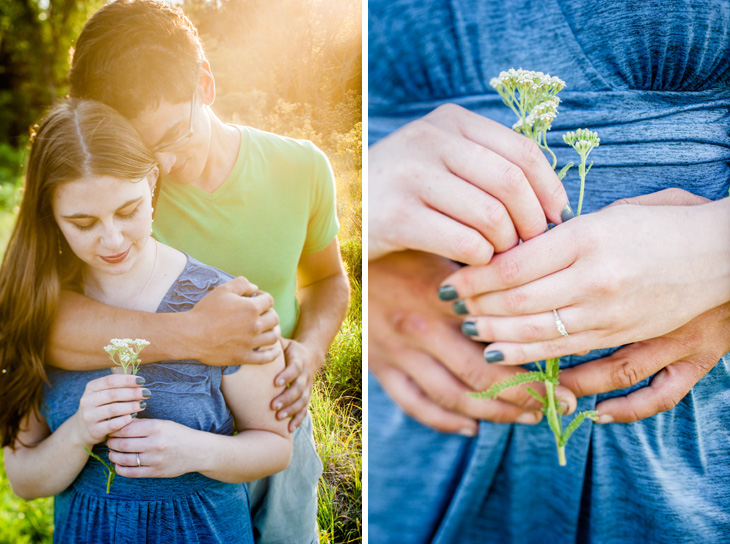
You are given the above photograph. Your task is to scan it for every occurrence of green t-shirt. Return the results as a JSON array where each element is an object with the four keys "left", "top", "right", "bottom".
[{"left": 152, "top": 126, "right": 339, "bottom": 338}]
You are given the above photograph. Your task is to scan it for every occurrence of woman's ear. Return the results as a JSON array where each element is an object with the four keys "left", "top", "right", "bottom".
[{"left": 148, "top": 167, "right": 160, "bottom": 194}]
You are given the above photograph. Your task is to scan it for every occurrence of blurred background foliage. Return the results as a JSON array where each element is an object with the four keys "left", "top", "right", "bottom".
[{"left": 0, "top": 0, "right": 362, "bottom": 542}]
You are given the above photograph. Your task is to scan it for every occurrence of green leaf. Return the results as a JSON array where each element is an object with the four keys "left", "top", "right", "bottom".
[
  {"left": 585, "top": 161, "right": 593, "bottom": 176},
  {"left": 557, "top": 162, "right": 573, "bottom": 180},
  {"left": 558, "top": 410, "right": 599, "bottom": 447},
  {"left": 469, "top": 371, "right": 547, "bottom": 400},
  {"left": 525, "top": 387, "right": 546, "bottom": 405}
]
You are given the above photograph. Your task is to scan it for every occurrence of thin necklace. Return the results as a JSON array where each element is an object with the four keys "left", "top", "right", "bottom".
[{"left": 133, "top": 239, "right": 158, "bottom": 310}]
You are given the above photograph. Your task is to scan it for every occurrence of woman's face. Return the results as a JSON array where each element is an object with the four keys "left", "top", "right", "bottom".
[{"left": 53, "top": 174, "right": 155, "bottom": 276}]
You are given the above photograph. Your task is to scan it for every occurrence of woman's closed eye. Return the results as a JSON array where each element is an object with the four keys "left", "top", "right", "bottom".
[{"left": 70, "top": 206, "right": 141, "bottom": 231}]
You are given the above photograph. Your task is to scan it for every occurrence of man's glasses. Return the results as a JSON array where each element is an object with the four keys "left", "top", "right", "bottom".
[{"left": 152, "top": 91, "right": 196, "bottom": 153}]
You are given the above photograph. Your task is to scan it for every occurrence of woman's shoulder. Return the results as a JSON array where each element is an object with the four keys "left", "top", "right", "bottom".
[{"left": 157, "top": 254, "right": 234, "bottom": 314}]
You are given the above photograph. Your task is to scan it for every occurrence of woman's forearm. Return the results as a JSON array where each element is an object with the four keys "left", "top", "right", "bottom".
[
  {"left": 189, "top": 428, "right": 292, "bottom": 483},
  {"left": 4, "top": 413, "right": 91, "bottom": 500}
]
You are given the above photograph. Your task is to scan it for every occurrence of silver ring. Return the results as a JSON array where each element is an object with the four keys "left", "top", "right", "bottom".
[
  {"left": 136, "top": 453, "right": 141, "bottom": 467},
  {"left": 553, "top": 309, "right": 569, "bottom": 338}
]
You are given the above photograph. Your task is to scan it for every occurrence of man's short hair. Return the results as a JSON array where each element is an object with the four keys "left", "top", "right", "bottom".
[{"left": 69, "top": 0, "right": 205, "bottom": 119}]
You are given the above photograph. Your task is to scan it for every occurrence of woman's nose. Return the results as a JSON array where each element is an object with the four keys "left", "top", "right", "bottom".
[{"left": 100, "top": 223, "right": 124, "bottom": 250}]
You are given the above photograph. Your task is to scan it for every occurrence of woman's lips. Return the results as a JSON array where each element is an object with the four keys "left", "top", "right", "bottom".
[{"left": 100, "top": 247, "right": 130, "bottom": 264}]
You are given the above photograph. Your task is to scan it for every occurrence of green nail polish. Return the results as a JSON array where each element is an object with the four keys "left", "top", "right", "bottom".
[
  {"left": 139, "top": 401, "right": 147, "bottom": 410},
  {"left": 462, "top": 321, "right": 478, "bottom": 336},
  {"left": 142, "top": 389, "right": 151, "bottom": 398},
  {"left": 438, "top": 285, "right": 459, "bottom": 301},
  {"left": 453, "top": 300, "right": 468, "bottom": 315},
  {"left": 135, "top": 376, "right": 145, "bottom": 385},
  {"left": 561, "top": 202, "right": 575, "bottom": 222},
  {"left": 484, "top": 350, "right": 504, "bottom": 363}
]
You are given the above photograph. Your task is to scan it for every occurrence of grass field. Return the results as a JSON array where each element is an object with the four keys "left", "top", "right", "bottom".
[{"left": 0, "top": 151, "right": 362, "bottom": 543}]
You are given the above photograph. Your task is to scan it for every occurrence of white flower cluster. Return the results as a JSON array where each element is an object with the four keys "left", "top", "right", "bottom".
[
  {"left": 491, "top": 69, "right": 565, "bottom": 141},
  {"left": 563, "top": 128, "right": 600, "bottom": 155},
  {"left": 490, "top": 68, "right": 565, "bottom": 95},
  {"left": 526, "top": 97, "right": 560, "bottom": 127},
  {"left": 104, "top": 338, "right": 150, "bottom": 375}
]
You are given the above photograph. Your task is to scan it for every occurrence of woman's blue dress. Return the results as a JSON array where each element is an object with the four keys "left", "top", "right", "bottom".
[
  {"left": 42, "top": 256, "right": 253, "bottom": 544},
  {"left": 369, "top": 1, "right": 730, "bottom": 542}
]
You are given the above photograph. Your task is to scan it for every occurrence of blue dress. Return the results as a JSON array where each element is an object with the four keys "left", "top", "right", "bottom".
[
  {"left": 369, "top": 1, "right": 730, "bottom": 542},
  {"left": 41, "top": 256, "right": 253, "bottom": 544}
]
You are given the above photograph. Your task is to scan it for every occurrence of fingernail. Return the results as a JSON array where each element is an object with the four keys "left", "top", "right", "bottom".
[
  {"left": 280, "top": 412, "right": 288, "bottom": 419},
  {"left": 274, "top": 403, "right": 282, "bottom": 411},
  {"left": 597, "top": 414, "right": 614, "bottom": 424},
  {"left": 131, "top": 412, "right": 137, "bottom": 419},
  {"left": 276, "top": 379, "right": 285, "bottom": 387},
  {"left": 561, "top": 202, "right": 575, "bottom": 222},
  {"left": 453, "top": 300, "right": 468, "bottom": 315},
  {"left": 461, "top": 321, "right": 478, "bottom": 336},
  {"left": 142, "top": 389, "right": 151, "bottom": 398},
  {"left": 139, "top": 401, "right": 147, "bottom": 410},
  {"left": 438, "top": 285, "right": 459, "bottom": 301},
  {"left": 458, "top": 427, "right": 477, "bottom": 437},
  {"left": 136, "top": 376, "right": 145, "bottom": 385},
  {"left": 484, "top": 350, "right": 504, "bottom": 363},
  {"left": 559, "top": 401, "right": 570, "bottom": 415},
  {"left": 516, "top": 412, "right": 541, "bottom": 425}
]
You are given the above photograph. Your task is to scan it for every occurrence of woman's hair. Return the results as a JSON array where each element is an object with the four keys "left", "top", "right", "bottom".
[{"left": 0, "top": 99, "right": 156, "bottom": 448}]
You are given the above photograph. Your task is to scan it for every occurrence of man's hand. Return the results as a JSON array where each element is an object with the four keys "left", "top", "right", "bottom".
[
  {"left": 369, "top": 251, "right": 575, "bottom": 435},
  {"left": 560, "top": 302, "right": 730, "bottom": 422},
  {"left": 187, "top": 277, "right": 281, "bottom": 366},
  {"left": 271, "top": 338, "right": 319, "bottom": 432}
]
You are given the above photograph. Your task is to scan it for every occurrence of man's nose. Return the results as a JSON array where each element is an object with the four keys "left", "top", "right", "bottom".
[{"left": 155, "top": 152, "right": 176, "bottom": 176}]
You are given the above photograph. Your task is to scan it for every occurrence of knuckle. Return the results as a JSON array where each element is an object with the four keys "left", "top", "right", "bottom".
[
  {"left": 611, "top": 360, "right": 642, "bottom": 389},
  {"left": 656, "top": 396, "right": 680, "bottom": 414},
  {"left": 503, "top": 289, "right": 527, "bottom": 314},
  {"left": 542, "top": 341, "right": 564, "bottom": 360},
  {"left": 518, "top": 138, "right": 543, "bottom": 169},
  {"left": 453, "top": 231, "right": 488, "bottom": 264},
  {"left": 496, "top": 256, "right": 521, "bottom": 285},
  {"left": 520, "top": 322, "right": 544, "bottom": 342},
  {"left": 499, "top": 164, "right": 529, "bottom": 194},
  {"left": 401, "top": 119, "right": 436, "bottom": 143},
  {"left": 430, "top": 103, "right": 462, "bottom": 121},
  {"left": 479, "top": 198, "right": 507, "bottom": 229}
]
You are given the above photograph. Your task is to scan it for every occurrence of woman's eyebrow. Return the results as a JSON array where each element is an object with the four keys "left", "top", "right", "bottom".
[{"left": 61, "top": 197, "right": 144, "bottom": 219}]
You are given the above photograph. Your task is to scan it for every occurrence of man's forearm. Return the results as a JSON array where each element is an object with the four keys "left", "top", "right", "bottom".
[
  {"left": 49, "top": 291, "right": 191, "bottom": 370},
  {"left": 292, "top": 272, "right": 350, "bottom": 370}
]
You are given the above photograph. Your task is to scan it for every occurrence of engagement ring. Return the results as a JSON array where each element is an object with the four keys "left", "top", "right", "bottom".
[{"left": 553, "top": 309, "right": 569, "bottom": 338}]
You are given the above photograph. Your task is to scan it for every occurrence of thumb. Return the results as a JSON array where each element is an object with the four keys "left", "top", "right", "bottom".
[{"left": 222, "top": 276, "right": 259, "bottom": 296}]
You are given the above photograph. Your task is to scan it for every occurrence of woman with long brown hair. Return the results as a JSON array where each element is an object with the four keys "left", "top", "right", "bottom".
[{"left": 0, "top": 99, "right": 292, "bottom": 543}]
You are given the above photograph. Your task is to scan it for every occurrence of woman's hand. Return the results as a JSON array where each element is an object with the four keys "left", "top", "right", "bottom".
[
  {"left": 107, "top": 418, "right": 197, "bottom": 478},
  {"left": 369, "top": 103, "right": 573, "bottom": 265},
  {"left": 440, "top": 197, "right": 730, "bottom": 364},
  {"left": 72, "top": 373, "right": 149, "bottom": 447}
]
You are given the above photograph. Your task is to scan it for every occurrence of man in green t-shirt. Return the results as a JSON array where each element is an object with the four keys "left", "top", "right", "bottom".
[{"left": 47, "top": 1, "right": 350, "bottom": 542}]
